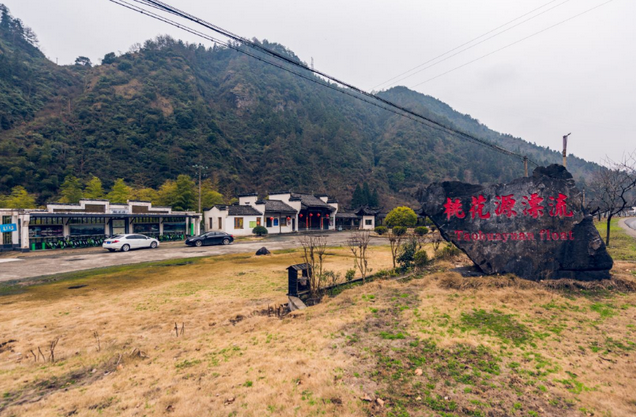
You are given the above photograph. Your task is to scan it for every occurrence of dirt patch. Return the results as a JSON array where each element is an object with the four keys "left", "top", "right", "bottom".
[{"left": 0, "top": 354, "right": 131, "bottom": 413}]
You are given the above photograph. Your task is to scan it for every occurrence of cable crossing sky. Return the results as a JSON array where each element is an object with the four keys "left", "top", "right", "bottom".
[{"left": 108, "top": 0, "right": 540, "bottom": 168}]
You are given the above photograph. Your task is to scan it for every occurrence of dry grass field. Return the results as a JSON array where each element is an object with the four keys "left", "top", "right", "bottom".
[{"left": 0, "top": 237, "right": 635, "bottom": 417}]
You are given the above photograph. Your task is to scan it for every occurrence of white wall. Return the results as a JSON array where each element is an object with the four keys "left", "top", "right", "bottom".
[
  {"left": 360, "top": 215, "right": 375, "bottom": 230},
  {"left": 226, "top": 215, "right": 263, "bottom": 236}
]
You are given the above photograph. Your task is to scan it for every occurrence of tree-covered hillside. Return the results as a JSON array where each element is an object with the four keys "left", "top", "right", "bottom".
[{"left": 0, "top": 5, "right": 600, "bottom": 207}]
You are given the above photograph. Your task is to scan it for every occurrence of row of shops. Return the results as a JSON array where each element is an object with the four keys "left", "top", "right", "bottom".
[{"left": 1, "top": 200, "right": 201, "bottom": 251}]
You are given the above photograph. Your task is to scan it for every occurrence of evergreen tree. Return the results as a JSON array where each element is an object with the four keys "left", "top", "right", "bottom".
[
  {"left": 133, "top": 187, "right": 159, "bottom": 203},
  {"left": 173, "top": 175, "right": 196, "bottom": 211},
  {"left": 157, "top": 180, "right": 178, "bottom": 207},
  {"left": 3, "top": 186, "right": 36, "bottom": 208},
  {"left": 370, "top": 188, "right": 379, "bottom": 208},
  {"left": 107, "top": 178, "right": 132, "bottom": 204},
  {"left": 58, "top": 175, "right": 83, "bottom": 203},
  {"left": 362, "top": 182, "right": 371, "bottom": 206},
  {"left": 351, "top": 184, "right": 364, "bottom": 208},
  {"left": 84, "top": 176, "right": 104, "bottom": 199},
  {"left": 201, "top": 178, "right": 224, "bottom": 209}
]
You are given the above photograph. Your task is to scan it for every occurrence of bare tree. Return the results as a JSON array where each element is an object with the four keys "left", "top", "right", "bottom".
[
  {"left": 347, "top": 231, "right": 371, "bottom": 283},
  {"left": 298, "top": 235, "right": 328, "bottom": 296},
  {"left": 387, "top": 226, "right": 408, "bottom": 270},
  {"left": 589, "top": 153, "right": 636, "bottom": 246}
]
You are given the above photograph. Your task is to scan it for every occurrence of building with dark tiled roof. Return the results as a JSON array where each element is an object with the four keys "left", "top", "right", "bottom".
[{"left": 203, "top": 191, "right": 339, "bottom": 235}]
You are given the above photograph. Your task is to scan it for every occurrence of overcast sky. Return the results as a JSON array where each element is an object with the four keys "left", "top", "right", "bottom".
[{"left": 5, "top": 0, "right": 635, "bottom": 166}]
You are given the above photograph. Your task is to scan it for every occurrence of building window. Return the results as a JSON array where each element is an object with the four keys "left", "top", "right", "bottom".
[
  {"left": 218, "top": 217, "right": 222, "bottom": 229},
  {"left": 365, "top": 219, "right": 373, "bottom": 226},
  {"left": 266, "top": 217, "right": 272, "bottom": 228},
  {"left": 234, "top": 217, "right": 244, "bottom": 229},
  {"left": 274, "top": 218, "right": 279, "bottom": 227},
  {"left": 209, "top": 218, "right": 213, "bottom": 229},
  {"left": 281, "top": 217, "right": 288, "bottom": 227},
  {"left": 256, "top": 217, "right": 261, "bottom": 226}
]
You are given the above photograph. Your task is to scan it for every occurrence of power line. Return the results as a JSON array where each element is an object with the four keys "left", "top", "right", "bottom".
[
  {"left": 108, "top": 0, "right": 539, "bottom": 166},
  {"left": 373, "top": 0, "right": 572, "bottom": 90},
  {"left": 411, "top": 0, "right": 615, "bottom": 88}
]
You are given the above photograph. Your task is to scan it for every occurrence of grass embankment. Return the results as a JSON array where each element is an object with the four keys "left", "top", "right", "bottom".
[
  {"left": 594, "top": 218, "right": 636, "bottom": 261},
  {"left": 0, "top": 239, "right": 635, "bottom": 416}
]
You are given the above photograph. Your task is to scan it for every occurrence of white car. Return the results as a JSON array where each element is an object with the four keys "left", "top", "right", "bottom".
[{"left": 102, "top": 234, "right": 159, "bottom": 252}]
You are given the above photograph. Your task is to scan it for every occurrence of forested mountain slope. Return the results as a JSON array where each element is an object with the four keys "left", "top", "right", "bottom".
[{"left": 0, "top": 5, "right": 599, "bottom": 206}]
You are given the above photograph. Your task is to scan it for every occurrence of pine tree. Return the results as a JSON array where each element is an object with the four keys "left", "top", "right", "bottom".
[
  {"left": 362, "top": 182, "right": 371, "bottom": 207},
  {"left": 173, "top": 175, "right": 196, "bottom": 211},
  {"left": 370, "top": 188, "right": 379, "bottom": 208},
  {"left": 107, "top": 179, "right": 132, "bottom": 204},
  {"left": 58, "top": 175, "right": 83, "bottom": 203},
  {"left": 351, "top": 184, "right": 364, "bottom": 208},
  {"left": 4, "top": 186, "right": 36, "bottom": 208},
  {"left": 84, "top": 176, "right": 104, "bottom": 199}
]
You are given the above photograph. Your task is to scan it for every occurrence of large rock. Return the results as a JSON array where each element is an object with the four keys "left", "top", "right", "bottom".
[
  {"left": 255, "top": 247, "right": 271, "bottom": 256},
  {"left": 419, "top": 165, "right": 613, "bottom": 281}
]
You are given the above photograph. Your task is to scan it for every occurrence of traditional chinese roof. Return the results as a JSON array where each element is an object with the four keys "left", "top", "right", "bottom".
[
  {"left": 216, "top": 204, "right": 263, "bottom": 216},
  {"left": 337, "top": 212, "right": 359, "bottom": 219},
  {"left": 355, "top": 206, "right": 380, "bottom": 216},
  {"left": 264, "top": 200, "right": 297, "bottom": 215},
  {"left": 291, "top": 193, "right": 334, "bottom": 210}
]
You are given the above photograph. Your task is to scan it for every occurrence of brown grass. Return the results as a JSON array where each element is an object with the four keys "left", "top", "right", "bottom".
[{"left": 0, "top": 247, "right": 635, "bottom": 416}]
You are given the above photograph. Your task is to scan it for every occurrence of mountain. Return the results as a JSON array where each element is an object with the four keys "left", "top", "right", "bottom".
[{"left": 0, "top": 5, "right": 599, "bottom": 207}]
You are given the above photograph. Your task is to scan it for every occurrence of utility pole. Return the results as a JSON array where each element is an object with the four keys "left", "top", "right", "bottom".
[
  {"left": 192, "top": 164, "right": 208, "bottom": 213},
  {"left": 562, "top": 133, "right": 571, "bottom": 168}
]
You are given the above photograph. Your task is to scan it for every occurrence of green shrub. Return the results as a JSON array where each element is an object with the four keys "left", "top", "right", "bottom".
[
  {"left": 345, "top": 269, "right": 356, "bottom": 282},
  {"left": 397, "top": 239, "right": 417, "bottom": 271},
  {"left": 252, "top": 225, "right": 268, "bottom": 236},
  {"left": 414, "top": 226, "right": 429, "bottom": 236},
  {"left": 385, "top": 207, "right": 417, "bottom": 228},
  {"left": 437, "top": 243, "right": 461, "bottom": 260},
  {"left": 392, "top": 226, "right": 407, "bottom": 237},
  {"left": 414, "top": 250, "right": 430, "bottom": 268},
  {"left": 374, "top": 226, "right": 387, "bottom": 235}
]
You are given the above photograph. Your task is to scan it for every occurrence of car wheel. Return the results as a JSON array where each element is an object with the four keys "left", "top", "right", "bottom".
[
  {"left": 150, "top": 241, "right": 158, "bottom": 249},
  {"left": 195, "top": 240, "right": 203, "bottom": 247},
  {"left": 222, "top": 238, "right": 230, "bottom": 245},
  {"left": 121, "top": 244, "right": 130, "bottom": 252}
]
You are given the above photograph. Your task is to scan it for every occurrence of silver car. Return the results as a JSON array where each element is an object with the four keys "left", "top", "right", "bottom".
[{"left": 102, "top": 234, "right": 160, "bottom": 252}]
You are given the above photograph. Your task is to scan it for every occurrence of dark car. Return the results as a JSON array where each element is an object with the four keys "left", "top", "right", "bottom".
[{"left": 185, "top": 231, "right": 234, "bottom": 247}]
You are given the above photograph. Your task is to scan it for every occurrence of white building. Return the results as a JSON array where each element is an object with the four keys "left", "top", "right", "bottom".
[
  {"left": 0, "top": 199, "right": 201, "bottom": 252},
  {"left": 203, "top": 192, "right": 340, "bottom": 236}
]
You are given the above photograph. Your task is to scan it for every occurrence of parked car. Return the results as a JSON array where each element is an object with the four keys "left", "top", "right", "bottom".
[
  {"left": 103, "top": 234, "right": 159, "bottom": 252},
  {"left": 185, "top": 231, "right": 234, "bottom": 247}
]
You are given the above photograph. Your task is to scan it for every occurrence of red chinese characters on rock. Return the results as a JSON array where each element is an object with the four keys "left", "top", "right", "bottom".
[
  {"left": 494, "top": 194, "right": 517, "bottom": 218},
  {"left": 548, "top": 193, "right": 574, "bottom": 217},
  {"left": 522, "top": 193, "right": 544, "bottom": 218},
  {"left": 469, "top": 195, "right": 491, "bottom": 219},
  {"left": 442, "top": 193, "right": 574, "bottom": 220},
  {"left": 443, "top": 198, "right": 465, "bottom": 220}
]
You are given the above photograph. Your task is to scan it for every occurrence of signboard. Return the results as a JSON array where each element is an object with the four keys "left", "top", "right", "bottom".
[
  {"left": 420, "top": 165, "right": 613, "bottom": 281},
  {"left": 0, "top": 223, "right": 17, "bottom": 233}
]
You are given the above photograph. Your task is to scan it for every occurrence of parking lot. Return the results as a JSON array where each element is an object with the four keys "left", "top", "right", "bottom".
[{"left": 0, "top": 232, "right": 385, "bottom": 282}]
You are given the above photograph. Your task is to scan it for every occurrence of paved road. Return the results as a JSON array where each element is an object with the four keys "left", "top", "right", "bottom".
[
  {"left": 620, "top": 217, "right": 636, "bottom": 239},
  {"left": 0, "top": 232, "right": 385, "bottom": 282}
]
